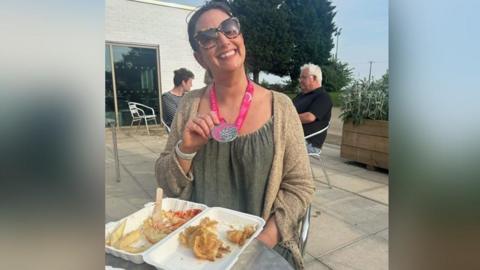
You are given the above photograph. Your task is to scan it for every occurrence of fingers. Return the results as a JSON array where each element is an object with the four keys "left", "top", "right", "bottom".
[
  {"left": 187, "top": 113, "right": 217, "bottom": 140},
  {"left": 197, "top": 114, "right": 216, "bottom": 131},
  {"left": 209, "top": 111, "right": 221, "bottom": 125},
  {"left": 183, "top": 113, "right": 221, "bottom": 146},
  {"left": 192, "top": 118, "right": 210, "bottom": 139},
  {"left": 188, "top": 119, "right": 209, "bottom": 139}
]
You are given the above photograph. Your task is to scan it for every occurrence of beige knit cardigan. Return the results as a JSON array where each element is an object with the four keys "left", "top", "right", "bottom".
[{"left": 155, "top": 87, "right": 315, "bottom": 269}]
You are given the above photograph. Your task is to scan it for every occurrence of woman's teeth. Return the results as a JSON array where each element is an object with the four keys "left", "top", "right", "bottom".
[{"left": 219, "top": 50, "right": 235, "bottom": 59}]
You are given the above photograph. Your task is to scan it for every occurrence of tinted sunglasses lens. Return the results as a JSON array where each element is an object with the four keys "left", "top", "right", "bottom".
[
  {"left": 196, "top": 29, "right": 217, "bottom": 48},
  {"left": 221, "top": 18, "right": 240, "bottom": 38}
]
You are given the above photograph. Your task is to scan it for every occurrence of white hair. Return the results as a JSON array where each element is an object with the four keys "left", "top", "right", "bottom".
[{"left": 300, "top": 63, "right": 322, "bottom": 84}]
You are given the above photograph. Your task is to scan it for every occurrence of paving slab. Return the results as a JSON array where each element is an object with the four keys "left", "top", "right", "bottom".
[
  {"left": 105, "top": 166, "right": 148, "bottom": 197},
  {"left": 105, "top": 196, "right": 143, "bottom": 222},
  {"left": 358, "top": 185, "right": 389, "bottom": 205},
  {"left": 303, "top": 253, "right": 317, "bottom": 264},
  {"left": 312, "top": 186, "right": 357, "bottom": 207},
  {"left": 321, "top": 173, "right": 384, "bottom": 194},
  {"left": 376, "top": 228, "right": 389, "bottom": 241},
  {"left": 350, "top": 168, "right": 389, "bottom": 185},
  {"left": 312, "top": 158, "right": 365, "bottom": 175},
  {"left": 305, "top": 212, "right": 366, "bottom": 258},
  {"left": 115, "top": 152, "right": 158, "bottom": 166},
  {"left": 321, "top": 235, "right": 388, "bottom": 270},
  {"left": 118, "top": 146, "right": 154, "bottom": 158},
  {"left": 305, "top": 258, "right": 332, "bottom": 270},
  {"left": 319, "top": 196, "right": 389, "bottom": 235},
  {"left": 122, "top": 163, "right": 157, "bottom": 198}
]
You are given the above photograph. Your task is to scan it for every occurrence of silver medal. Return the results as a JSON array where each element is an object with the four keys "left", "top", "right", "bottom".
[{"left": 211, "top": 122, "right": 238, "bottom": 142}]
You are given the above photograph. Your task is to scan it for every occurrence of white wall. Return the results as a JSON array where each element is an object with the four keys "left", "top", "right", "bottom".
[{"left": 106, "top": 0, "right": 206, "bottom": 93}]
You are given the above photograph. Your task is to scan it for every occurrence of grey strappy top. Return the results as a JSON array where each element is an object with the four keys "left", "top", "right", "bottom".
[{"left": 191, "top": 118, "right": 274, "bottom": 216}]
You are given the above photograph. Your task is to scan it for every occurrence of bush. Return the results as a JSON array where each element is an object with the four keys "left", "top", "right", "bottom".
[
  {"left": 260, "top": 79, "right": 300, "bottom": 99},
  {"left": 328, "top": 91, "right": 342, "bottom": 107},
  {"left": 322, "top": 59, "right": 353, "bottom": 93},
  {"left": 259, "top": 79, "right": 285, "bottom": 92},
  {"left": 340, "top": 72, "right": 389, "bottom": 125}
]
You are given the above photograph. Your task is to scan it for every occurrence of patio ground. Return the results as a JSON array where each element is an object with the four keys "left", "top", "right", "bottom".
[{"left": 105, "top": 124, "right": 388, "bottom": 270}]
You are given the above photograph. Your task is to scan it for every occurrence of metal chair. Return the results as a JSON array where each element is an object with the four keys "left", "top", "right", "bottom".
[
  {"left": 160, "top": 117, "right": 171, "bottom": 134},
  {"left": 298, "top": 204, "right": 312, "bottom": 256},
  {"left": 298, "top": 124, "right": 332, "bottom": 256},
  {"left": 305, "top": 124, "right": 332, "bottom": 188},
  {"left": 127, "top": 102, "right": 158, "bottom": 135}
]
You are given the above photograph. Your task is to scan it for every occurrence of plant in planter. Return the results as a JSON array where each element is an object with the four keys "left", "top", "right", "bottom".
[
  {"left": 339, "top": 72, "right": 388, "bottom": 124},
  {"left": 339, "top": 72, "right": 389, "bottom": 169}
]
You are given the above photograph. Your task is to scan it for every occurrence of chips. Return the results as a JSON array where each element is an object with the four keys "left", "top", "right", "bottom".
[
  {"left": 106, "top": 208, "right": 202, "bottom": 253},
  {"left": 117, "top": 229, "right": 142, "bottom": 250},
  {"left": 106, "top": 219, "right": 126, "bottom": 247},
  {"left": 179, "top": 217, "right": 231, "bottom": 261}
]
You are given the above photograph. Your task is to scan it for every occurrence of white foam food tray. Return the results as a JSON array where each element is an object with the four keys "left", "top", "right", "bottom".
[
  {"left": 105, "top": 198, "right": 208, "bottom": 264},
  {"left": 143, "top": 207, "right": 266, "bottom": 270}
]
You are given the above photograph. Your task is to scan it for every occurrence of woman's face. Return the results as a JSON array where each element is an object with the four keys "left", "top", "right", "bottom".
[{"left": 194, "top": 9, "right": 246, "bottom": 75}]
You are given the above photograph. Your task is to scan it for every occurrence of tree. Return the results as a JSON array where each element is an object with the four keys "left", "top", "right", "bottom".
[
  {"left": 321, "top": 59, "right": 353, "bottom": 92},
  {"left": 230, "top": 0, "right": 294, "bottom": 82},
  {"left": 229, "top": 0, "right": 336, "bottom": 84},
  {"left": 286, "top": 0, "right": 336, "bottom": 82}
]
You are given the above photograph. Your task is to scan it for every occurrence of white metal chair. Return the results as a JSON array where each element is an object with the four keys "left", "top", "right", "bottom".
[
  {"left": 127, "top": 102, "right": 158, "bottom": 135},
  {"left": 298, "top": 123, "right": 332, "bottom": 256},
  {"left": 298, "top": 204, "right": 312, "bottom": 256},
  {"left": 160, "top": 117, "right": 171, "bottom": 134},
  {"left": 305, "top": 124, "right": 332, "bottom": 188}
]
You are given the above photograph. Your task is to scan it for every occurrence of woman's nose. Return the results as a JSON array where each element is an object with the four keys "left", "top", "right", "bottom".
[{"left": 216, "top": 32, "right": 232, "bottom": 48}]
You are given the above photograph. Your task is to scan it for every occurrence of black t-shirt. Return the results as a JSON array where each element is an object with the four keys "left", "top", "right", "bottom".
[{"left": 293, "top": 87, "right": 333, "bottom": 148}]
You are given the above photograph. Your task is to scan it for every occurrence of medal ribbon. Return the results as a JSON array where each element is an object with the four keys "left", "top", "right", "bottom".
[{"left": 209, "top": 79, "right": 254, "bottom": 131}]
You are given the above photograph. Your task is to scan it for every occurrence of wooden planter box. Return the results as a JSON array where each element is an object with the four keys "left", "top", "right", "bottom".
[{"left": 340, "top": 120, "right": 389, "bottom": 170}]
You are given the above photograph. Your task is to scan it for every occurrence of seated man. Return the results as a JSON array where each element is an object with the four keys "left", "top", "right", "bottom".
[
  {"left": 162, "top": 68, "right": 195, "bottom": 127},
  {"left": 293, "top": 63, "right": 333, "bottom": 152}
]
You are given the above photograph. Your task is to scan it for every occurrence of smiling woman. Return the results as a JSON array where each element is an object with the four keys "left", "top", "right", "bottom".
[{"left": 155, "top": 2, "right": 315, "bottom": 269}]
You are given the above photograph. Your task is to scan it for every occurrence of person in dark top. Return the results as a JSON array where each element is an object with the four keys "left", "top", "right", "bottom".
[
  {"left": 293, "top": 63, "right": 332, "bottom": 152},
  {"left": 162, "top": 68, "right": 194, "bottom": 126}
]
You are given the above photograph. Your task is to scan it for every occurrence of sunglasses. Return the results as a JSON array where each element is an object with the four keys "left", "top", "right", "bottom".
[{"left": 194, "top": 17, "right": 241, "bottom": 49}]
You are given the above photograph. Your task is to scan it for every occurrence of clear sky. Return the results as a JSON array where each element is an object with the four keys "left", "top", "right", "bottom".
[{"left": 168, "top": 0, "right": 388, "bottom": 81}]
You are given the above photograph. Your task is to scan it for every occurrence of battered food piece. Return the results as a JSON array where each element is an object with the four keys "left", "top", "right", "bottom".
[
  {"left": 227, "top": 225, "right": 256, "bottom": 246},
  {"left": 179, "top": 217, "right": 231, "bottom": 261}
]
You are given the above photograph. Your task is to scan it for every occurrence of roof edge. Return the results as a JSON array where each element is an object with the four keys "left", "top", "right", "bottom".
[{"left": 128, "top": 0, "right": 197, "bottom": 11}]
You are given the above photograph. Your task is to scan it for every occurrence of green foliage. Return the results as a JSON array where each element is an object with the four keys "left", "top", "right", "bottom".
[
  {"left": 259, "top": 79, "right": 298, "bottom": 99},
  {"left": 328, "top": 91, "right": 342, "bottom": 107},
  {"left": 340, "top": 70, "right": 389, "bottom": 125},
  {"left": 230, "top": 0, "right": 336, "bottom": 82},
  {"left": 321, "top": 59, "right": 353, "bottom": 92},
  {"left": 286, "top": 0, "right": 336, "bottom": 81},
  {"left": 230, "top": 0, "right": 294, "bottom": 82},
  {"left": 259, "top": 79, "right": 286, "bottom": 92}
]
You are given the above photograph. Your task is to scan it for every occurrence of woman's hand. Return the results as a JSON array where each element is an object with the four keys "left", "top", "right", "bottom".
[
  {"left": 180, "top": 112, "right": 220, "bottom": 153},
  {"left": 256, "top": 216, "right": 280, "bottom": 249}
]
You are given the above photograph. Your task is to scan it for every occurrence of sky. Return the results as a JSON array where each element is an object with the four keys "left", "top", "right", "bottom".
[{"left": 168, "top": 0, "right": 388, "bottom": 82}]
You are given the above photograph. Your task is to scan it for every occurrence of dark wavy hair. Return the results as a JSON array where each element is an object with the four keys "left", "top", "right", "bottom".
[
  {"left": 187, "top": 1, "right": 233, "bottom": 52},
  {"left": 173, "top": 68, "right": 194, "bottom": 86}
]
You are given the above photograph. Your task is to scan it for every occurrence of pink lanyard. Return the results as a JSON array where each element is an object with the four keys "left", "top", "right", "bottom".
[{"left": 209, "top": 79, "right": 254, "bottom": 131}]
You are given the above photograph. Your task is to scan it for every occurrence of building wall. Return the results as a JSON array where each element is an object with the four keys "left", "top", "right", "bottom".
[{"left": 106, "top": 0, "right": 206, "bottom": 93}]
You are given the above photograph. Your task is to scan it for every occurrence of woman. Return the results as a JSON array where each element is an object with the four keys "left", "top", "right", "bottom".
[
  {"left": 155, "top": 1, "right": 314, "bottom": 269},
  {"left": 161, "top": 68, "right": 194, "bottom": 127}
]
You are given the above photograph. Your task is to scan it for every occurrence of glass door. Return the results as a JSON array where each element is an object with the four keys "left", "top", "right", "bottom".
[{"left": 105, "top": 43, "right": 160, "bottom": 127}]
